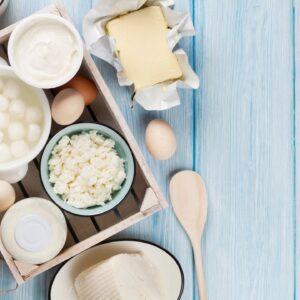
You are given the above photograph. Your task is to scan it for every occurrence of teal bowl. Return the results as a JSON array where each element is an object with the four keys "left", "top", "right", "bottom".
[{"left": 40, "top": 123, "right": 135, "bottom": 217}]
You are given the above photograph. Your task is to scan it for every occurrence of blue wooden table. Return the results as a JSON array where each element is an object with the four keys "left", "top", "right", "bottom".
[{"left": 0, "top": 0, "right": 298, "bottom": 299}]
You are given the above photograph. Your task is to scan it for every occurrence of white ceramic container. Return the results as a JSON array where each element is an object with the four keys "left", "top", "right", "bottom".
[
  {"left": 8, "top": 14, "right": 83, "bottom": 89},
  {"left": 0, "top": 66, "right": 51, "bottom": 183}
]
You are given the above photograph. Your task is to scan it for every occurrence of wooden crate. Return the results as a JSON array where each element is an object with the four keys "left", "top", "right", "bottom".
[{"left": 0, "top": 3, "right": 167, "bottom": 291}]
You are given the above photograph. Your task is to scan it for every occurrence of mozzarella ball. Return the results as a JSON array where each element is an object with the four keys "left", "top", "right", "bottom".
[
  {"left": 0, "top": 95, "right": 9, "bottom": 112},
  {"left": 10, "top": 140, "right": 29, "bottom": 158},
  {"left": 25, "top": 106, "right": 42, "bottom": 123},
  {"left": 0, "top": 79, "right": 4, "bottom": 92},
  {"left": 3, "top": 79, "right": 20, "bottom": 99},
  {"left": 27, "top": 123, "right": 41, "bottom": 143},
  {"left": 9, "top": 99, "right": 25, "bottom": 120},
  {"left": 8, "top": 122, "right": 26, "bottom": 141},
  {"left": 0, "top": 131, "right": 3, "bottom": 143},
  {"left": 0, "top": 143, "right": 12, "bottom": 162},
  {"left": 0, "top": 112, "right": 10, "bottom": 129}
]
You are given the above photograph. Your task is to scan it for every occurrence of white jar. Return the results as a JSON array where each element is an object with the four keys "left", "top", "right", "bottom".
[{"left": 0, "top": 0, "right": 9, "bottom": 16}]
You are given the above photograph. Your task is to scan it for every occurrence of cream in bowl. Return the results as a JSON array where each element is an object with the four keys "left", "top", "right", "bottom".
[
  {"left": 8, "top": 14, "right": 83, "bottom": 89},
  {"left": 0, "top": 66, "right": 51, "bottom": 183}
]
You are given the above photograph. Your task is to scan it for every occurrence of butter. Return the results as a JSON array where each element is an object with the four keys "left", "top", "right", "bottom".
[
  {"left": 75, "top": 253, "right": 165, "bottom": 300},
  {"left": 106, "top": 6, "right": 182, "bottom": 90}
]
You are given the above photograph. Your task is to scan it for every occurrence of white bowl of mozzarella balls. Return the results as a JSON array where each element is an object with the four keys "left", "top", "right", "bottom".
[{"left": 0, "top": 66, "right": 51, "bottom": 183}]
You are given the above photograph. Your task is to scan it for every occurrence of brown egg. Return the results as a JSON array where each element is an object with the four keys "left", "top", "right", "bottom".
[
  {"left": 51, "top": 88, "right": 85, "bottom": 126},
  {"left": 58, "top": 75, "right": 98, "bottom": 105},
  {"left": 145, "top": 119, "right": 177, "bottom": 160},
  {"left": 0, "top": 180, "right": 15, "bottom": 212}
]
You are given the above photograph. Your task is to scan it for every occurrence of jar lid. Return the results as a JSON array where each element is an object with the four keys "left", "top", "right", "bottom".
[{"left": 15, "top": 214, "right": 52, "bottom": 252}]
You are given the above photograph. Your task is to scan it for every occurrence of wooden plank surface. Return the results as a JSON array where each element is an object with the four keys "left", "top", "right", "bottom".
[
  {"left": 0, "top": 0, "right": 299, "bottom": 300},
  {"left": 194, "top": 1, "right": 295, "bottom": 299}
]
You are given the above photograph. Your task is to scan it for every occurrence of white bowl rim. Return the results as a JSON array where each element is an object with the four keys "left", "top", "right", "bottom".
[
  {"left": 0, "top": 66, "right": 52, "bottom": 170},
  {"left": 8, "top": 14, "right": 83, "bottom": 89}
]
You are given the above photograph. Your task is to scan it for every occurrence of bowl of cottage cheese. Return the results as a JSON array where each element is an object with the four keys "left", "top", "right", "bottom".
[{"left": 40, "top": 123, "right": 135, "bottom": 216}]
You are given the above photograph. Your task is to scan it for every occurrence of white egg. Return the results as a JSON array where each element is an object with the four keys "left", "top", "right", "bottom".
[
  {"left": 145, "top": 119, "right": 177, "bottom": 160},
  {"left": 0, "top": 79, "right": 4, "bottom": 92},
  {"left": 27, "top": 123, "right": 41, "bottom": 143},
  {"left": 0, "top": 112, "right": 10, "bottom": 129},
  {"left": 8, "top": 122, "right": 26, "bottom": 141},
  {"left": 25, "top": 106, "right": 42, "bottom": 123},
  {"left": 9, "top": 99, "right": 25, "bottom": 120},
  {"left": 0, "top": 131, "right": 3, "bottom": 143},
  {"left": 10, "top": 140, "right": 29, "bottom": 158},
  {"left": 0, "top": 95, "right": 9, "bottom": 112},
  {"left": 3, "top": 79, "right": 20, "bottom": 99},
  {"left": 0, "top": 143, "right": 12, "bottom": 162}
]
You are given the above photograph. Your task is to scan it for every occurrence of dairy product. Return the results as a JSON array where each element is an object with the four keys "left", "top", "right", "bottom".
[
  {"left": 0, "top": 76, "right": 44, "bottom": 163},
  {"left": 9, "top": 15, "right": 83, "bottom": 88},
  {"left": 0, "top": 197, "right": 67, "bottom": 264},
  {"left": 75, "top": 253, "right": 165, "bottom": 300},
  {"left": 106, "top": 6, "right": 182, "bottom": 90},
  {"left": 48, "top": 130, "right": 126, "bottom": 208}
]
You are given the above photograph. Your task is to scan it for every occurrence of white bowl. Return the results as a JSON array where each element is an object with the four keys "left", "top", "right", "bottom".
[
  {"left": 50, "top": 240, "right": 184, "bottom": 300},
  {"left": 0, "top": 66, "right": 51, "bottom": 183},
  {"left": 8, "top": 14, "right": 83, "bottom": 89}
]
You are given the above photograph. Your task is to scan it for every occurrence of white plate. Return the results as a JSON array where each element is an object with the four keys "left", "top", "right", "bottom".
[{"left": 50, "top": 240, "right": 184, "bottom": 300}]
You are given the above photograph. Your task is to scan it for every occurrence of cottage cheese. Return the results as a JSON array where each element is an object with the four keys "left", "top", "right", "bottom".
[{"left": 48, "top": 131, "right": 126, "bottom": 208}]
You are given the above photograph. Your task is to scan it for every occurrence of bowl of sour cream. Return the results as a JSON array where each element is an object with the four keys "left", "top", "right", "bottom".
[
  {"left": 8, "top": 14, "right": 83, "bottom": 89},
  {"left": 0, "top": 66, "right": 51, "bottom": 183}
]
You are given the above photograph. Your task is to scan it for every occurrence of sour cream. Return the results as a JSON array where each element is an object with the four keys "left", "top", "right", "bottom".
[{"left": 8, "top": 14, "right": 83, "bottom": 89}]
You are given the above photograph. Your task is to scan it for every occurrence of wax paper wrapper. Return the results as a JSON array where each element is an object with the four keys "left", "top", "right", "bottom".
[{"left": 83, "top": 0, "right": 199, "bottom": 110}]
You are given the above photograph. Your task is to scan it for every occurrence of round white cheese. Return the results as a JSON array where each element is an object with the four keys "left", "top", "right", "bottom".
[{"left": 0, "top": 197, "right": 67, "bottom": 264}]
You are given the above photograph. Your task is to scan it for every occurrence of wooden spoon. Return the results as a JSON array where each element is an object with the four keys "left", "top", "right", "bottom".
[{"left": 170, "top": 170, "right": 208, "bottom": 300}]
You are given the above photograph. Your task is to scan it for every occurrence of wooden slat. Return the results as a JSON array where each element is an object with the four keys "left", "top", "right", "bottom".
[{"left": 116, "top": 192, "right": 139, "bottom": 219}]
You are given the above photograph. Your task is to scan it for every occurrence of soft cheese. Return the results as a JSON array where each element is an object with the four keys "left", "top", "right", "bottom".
[
  {"left": 106, "top": 6, "right": 182, "bottom": 90},
  {"left": 74, "top": 253, "right": 165, "bottom": 300}
]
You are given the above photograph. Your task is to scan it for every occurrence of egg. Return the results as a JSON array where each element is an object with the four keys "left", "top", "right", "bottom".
[
  {"left": 0, "top": 180, "right": 15, "bottom": 212},
  {"left": 3, "top": 79, "right": 20, "bottom": 99},
  {"left": 9, "top": 99, "right": 25, "bottom": 120},
  {"left": 8, "top": 122, "right": 26, "bottom": 141},
  {"left": 10, "top": 140, "right": 29, "bottom": 158},
  {"left": 0, "top": 143, "right": 12, "bottom": 162},
  {"left": 58, "top": 75, "right": 98, "bottom": 105},
  {"left": 0, "top": 112, "right": 10, "bottom": 129},
  {"left": 145, "top": 119, "right": 177, "bottom": 160},
  {"left": 0, "top": 95, "right": 9, "bottom": 112},
  {"left": 51, "top": 88, "right": 85, "bottom": 125},
  {"left": 25, "top": 106, "right": 42, "bottom": 123},
  {"left": 27, "top": 123, "right": 41, "bottom": 143}
]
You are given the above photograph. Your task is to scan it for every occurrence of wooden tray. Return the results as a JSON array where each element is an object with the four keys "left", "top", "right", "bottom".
[{"left": 0, "top": 3, "right": 167, "bottom": 292}]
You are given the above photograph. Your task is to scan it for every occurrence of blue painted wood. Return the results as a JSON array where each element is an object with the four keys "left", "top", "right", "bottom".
[
  {"left": 0, "top": 1, "right": 299, "bottom": 300},
  {"left": 194, "top": 1, "right": 295, "bottom": 299}
]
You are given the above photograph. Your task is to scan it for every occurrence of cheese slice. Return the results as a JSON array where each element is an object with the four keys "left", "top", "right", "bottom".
[
  {"left": 74, "top": 253, "right": 165, "bottom": 300},
  {"left": 106, "top": 6, "right": 182, "bottom": 90}
]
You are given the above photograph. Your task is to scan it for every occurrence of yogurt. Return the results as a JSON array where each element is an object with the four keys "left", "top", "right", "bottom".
[{"left": 8, "top": 14, "right": 83, "bottom": 89}]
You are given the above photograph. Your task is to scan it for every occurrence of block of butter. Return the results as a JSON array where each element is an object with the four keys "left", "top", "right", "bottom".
[
  {"left": 74, "top": 253, "right": 164, "bottom": 300},
  {"left": 106, "top": 6, "right": 182, "bottom": 90}
]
